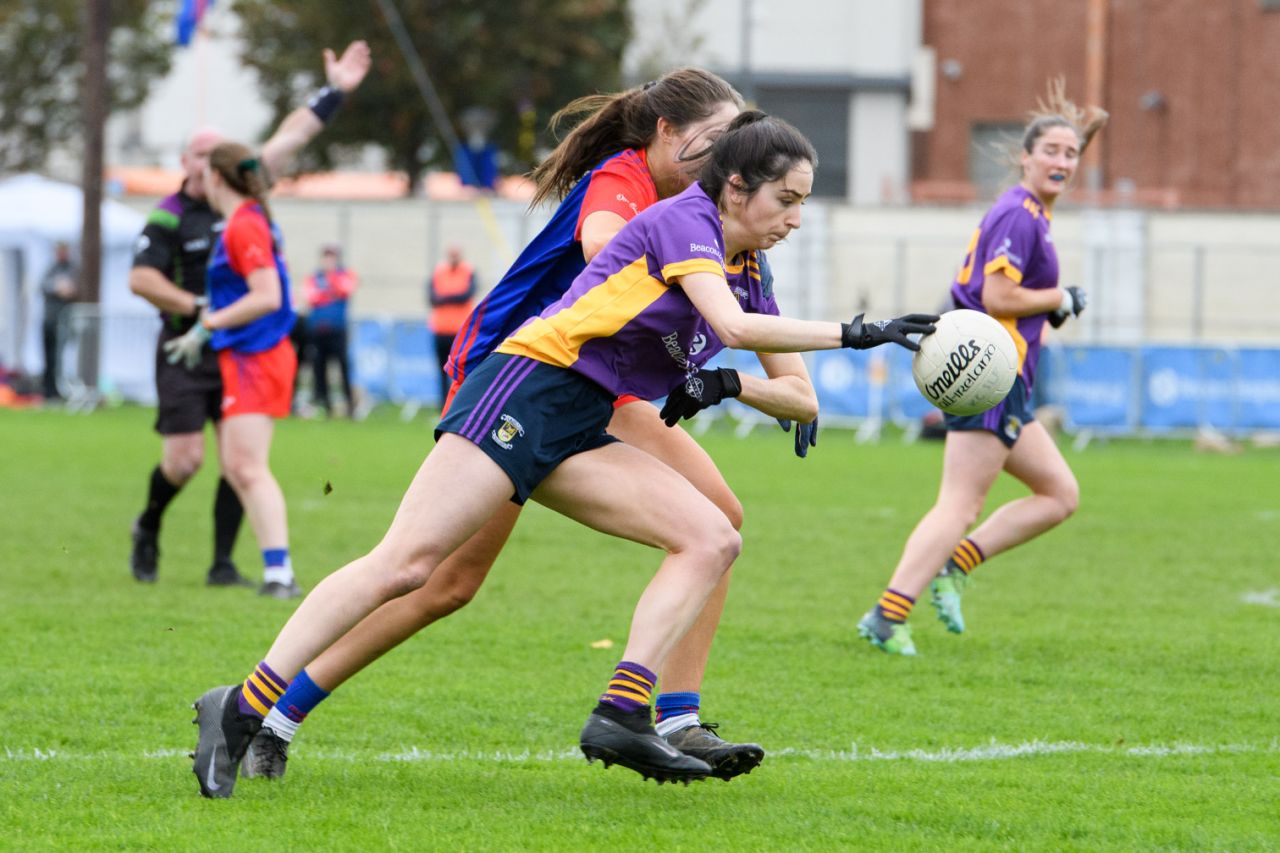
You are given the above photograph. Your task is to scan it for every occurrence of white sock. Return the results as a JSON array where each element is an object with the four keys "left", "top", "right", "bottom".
[
  {"left": 262, "top": 705, "right": 300, "bottom": 743},
  {"left": 655, "top": 712, "right": 700, "bottom": 738},
  {"left": 263, "top": 564, "right": 294, "bottom": 586}
]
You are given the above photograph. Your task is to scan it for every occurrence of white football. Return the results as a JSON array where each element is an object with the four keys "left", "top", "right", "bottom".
[{"left": 911, "top": 309, "right": 1018, "bottom": 416}]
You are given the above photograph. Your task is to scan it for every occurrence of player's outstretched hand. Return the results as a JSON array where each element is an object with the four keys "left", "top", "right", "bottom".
[
  {"left": 162, "top": 317, "right": 211, "bottom": 370},
  {"left": 325, "top": 41, "right": 372, "bottom": 93},
  {"left": 660, "top": 368, "right": 742, "bottom": 427},
  {"left": 841, "top": 313, "right": 939, "bottom": 352},
  {"left": 1048, "top": 285, "right": 1086, "bottom": 329},
  {"left": 777, "top": 415, "right": 819, "bottom": 458}
]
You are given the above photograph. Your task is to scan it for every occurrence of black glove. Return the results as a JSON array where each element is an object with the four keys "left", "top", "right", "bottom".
[
  {"left": 660, "top": 368, "right": 742, "bottom": 427},
  {"left": 841, "top": 313, "right": 938, "bottom": 352},
  {"left": 1048, "top": 286, "right": 1087, "bottom": 329},
  {"left": 777, "top": 415, "right": 819, "bottom": 458}
]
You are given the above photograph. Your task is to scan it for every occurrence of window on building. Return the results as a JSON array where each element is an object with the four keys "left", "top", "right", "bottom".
[{"left": 754, "top": 87, "right": 850, "bottom": 198}]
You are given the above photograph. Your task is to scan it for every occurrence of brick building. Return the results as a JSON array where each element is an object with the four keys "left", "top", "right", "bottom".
[{"left": 914, "top": 0, "right": 1280, "bottom": 209}]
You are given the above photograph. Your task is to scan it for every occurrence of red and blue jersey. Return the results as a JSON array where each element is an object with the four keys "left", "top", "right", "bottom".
[
  {"left": 444, "top": 149, "right": 658, "bottom": 383},
  {"left": 950, "top": 185, "right": 1059, "bottom": 389},
  {"left": 206, "top": 201, "right": 295, "bottom": 353},
  {"left": 496, "top": 182, "right": 779, "bottom": 401}
]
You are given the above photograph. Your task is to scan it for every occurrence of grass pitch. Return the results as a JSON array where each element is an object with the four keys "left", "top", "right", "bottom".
[{"left": 1, "top": 406, "right": 1277, "bottom": 850}]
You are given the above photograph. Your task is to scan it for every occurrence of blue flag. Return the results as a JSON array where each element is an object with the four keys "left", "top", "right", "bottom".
[{"left": 176, "top": 0, "right": 214, "bottom": 47}]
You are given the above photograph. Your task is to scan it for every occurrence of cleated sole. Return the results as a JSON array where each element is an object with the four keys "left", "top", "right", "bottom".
[{"left": 580, "top": 744, "right": 710, "bottom": 784}]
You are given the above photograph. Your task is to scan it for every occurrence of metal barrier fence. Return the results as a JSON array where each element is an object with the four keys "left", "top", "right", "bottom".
[
  {"left": 74, "top": 309, "right": 1280, "bottom": 439},
  {"left": 57, "top": 306, "right": 160, "bottom": 409}
]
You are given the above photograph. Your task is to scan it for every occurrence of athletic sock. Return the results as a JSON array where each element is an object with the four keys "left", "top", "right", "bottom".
[
  {"left": 262, "top": 548, "right": 293, "bottom": 586},
  {"left": 261, "top": 668, "right": 329, "bottom": 743},
  {"left": 597, "top": 661, "right": 656, "bottom": 714},
  {"left": 875, "top": 588, "right": 916, "bottom": 624},
  {"left": 213, "top": 477, "right": 243, "bottom": 563},
  {"left": 654, "top": 691, "right": 700, "bottom": 737},
  {"left": 949, "top": 537, "right": 986, "bottom": 575},
  {"left": 137, "top": 465, "right": 181, "bottom": 531},
  {"left": 238, "top": 660, "right": 289, "bottom": 719}
]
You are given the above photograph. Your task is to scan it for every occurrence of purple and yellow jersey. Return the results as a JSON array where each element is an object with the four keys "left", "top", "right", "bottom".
[
  {"left": 496, "top": 183, "right": 779, "bottom": 400},
  {"left": 950, "top": 185, "right": 1059, "bottom": 389}
]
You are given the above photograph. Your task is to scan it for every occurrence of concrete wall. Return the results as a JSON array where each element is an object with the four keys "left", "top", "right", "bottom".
[{"left": 120, "top": 193, "right": 1280, "bottom": 347}]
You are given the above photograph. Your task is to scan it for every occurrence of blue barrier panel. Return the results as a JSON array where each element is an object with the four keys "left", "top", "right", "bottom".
[
  {"left": 885, "top": 346, "right": 934, "bottom": 421},
  {"left": 388, "top": 320, "right": 440, "bottom": 405},
  {"left": 1140, "top": 346, "right": 1234, "bottom": 431},
  {"left": 1231, "top": 348, "right": 1280, "bottom": 430},
  {"left": 811, "top": 349, "right": 874, "bottom": 419},
  {"left": 1057, "top": 346, "right": 1136, "bottom": 431},
  {"left": 352, "top": 319, "right": 391, "bottom": 401}
]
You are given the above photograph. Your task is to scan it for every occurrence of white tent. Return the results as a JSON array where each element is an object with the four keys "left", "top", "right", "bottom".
[{"left": 0, "top": 173, "right": 158, "bottom": 401}]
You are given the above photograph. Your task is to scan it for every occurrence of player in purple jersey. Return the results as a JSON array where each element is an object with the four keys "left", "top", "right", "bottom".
[
  {"left": 126, "top": 41, "right": 370, "bottom": 590},
  {"left": 235, "top": 70, "right": 782, "bottom": 786},
  {"left": 187, "top": 111, "right": 936, "bottom": 794},
  {"left": 858, "top": 81, "right": 1108, "bottom": 656}
]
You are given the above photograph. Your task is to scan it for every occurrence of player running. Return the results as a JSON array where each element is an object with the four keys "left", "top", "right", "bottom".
[
  {"left": 189, "top": 111, "right": 935, "bottom": 796},
  {"left": 240, "top": 69, "right": 772, "bottom": 785},
  {"left": 857, "top": 80, "right": 1107, "bottom": 655}
]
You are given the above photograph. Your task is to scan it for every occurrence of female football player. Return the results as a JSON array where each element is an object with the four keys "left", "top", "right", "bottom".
[
  {"left": 164, "top": 141, "right": 303, "bottom": 599},
  {"left": 245, "top": 69, "right": 773, "bottom": 784},
  {"left": 190, "top": 111, "right": 934, "bottom": 795},
  {"left": 857, "top": 80, "right": 1107, "bottom": 655}
]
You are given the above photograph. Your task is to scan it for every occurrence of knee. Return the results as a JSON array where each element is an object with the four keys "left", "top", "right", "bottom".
[
  {"left": 368, "top": 542, "right": 447, "bottom": 600},
  {"left": 163, "top": 448, "right": 203, "bottom": 483},
  {"left": 1055, "top": 480, "right": 1080, "bottom": 522},
  {"left": 701, "top": 521, "right": 742, "bottom": 574}
]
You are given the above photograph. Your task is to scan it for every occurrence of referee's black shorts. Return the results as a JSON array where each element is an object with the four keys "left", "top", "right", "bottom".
[{"left": 153, "top": 330, "right": 224, "bottom": 435}]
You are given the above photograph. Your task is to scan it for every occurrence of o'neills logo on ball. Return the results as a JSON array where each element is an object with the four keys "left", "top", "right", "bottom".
[{"left": 924, "top": 338, "right": 998, "bottom": 406}]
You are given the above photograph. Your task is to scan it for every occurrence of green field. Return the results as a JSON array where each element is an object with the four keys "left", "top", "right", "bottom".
[{"left": 2, "top": 406, "right": 1277, "bottom": 851}]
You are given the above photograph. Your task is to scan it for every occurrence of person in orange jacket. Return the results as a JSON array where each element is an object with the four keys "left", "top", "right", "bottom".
[{"left": 427, "top": 245, "right": 477, "bottom": 405}]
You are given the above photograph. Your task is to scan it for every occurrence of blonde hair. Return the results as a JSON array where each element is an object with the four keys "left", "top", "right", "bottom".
[{"left": 1022, "top": 77, "right": 1109, "bottom": 157}]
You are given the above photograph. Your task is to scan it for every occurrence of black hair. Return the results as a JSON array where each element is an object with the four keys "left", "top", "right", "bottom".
[{"left": 698, "top": 111, "right": 818, "bottom": 203}]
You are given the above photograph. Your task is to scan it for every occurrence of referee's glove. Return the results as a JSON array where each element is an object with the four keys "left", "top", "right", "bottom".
[
  {"left": 841, "top": 313, "right": 938, "bottom": 352},
  {"left": 163, "top": 315, "right": 211, "bottom": 370},
  {"left": 660, "top": 368, "right": 742, "bottom": 427}
]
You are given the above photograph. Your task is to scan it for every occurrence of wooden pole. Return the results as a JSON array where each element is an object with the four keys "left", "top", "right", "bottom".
[{"left": 79, "top": 0, "right": 109, "bottom": 305}]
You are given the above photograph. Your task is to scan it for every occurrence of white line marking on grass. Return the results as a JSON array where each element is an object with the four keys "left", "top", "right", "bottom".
[
  {"left": 5, "top": 740, "right": 1278, "bottom": 764},
  {"left": 1241, "top": 588, "right": 1280, "bottom": 607}
]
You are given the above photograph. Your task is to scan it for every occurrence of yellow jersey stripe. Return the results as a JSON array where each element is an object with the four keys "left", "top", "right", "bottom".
[
  {"left": 984, "top": 256, "right": 1024, "bottom": 284},
  {"left": 661, "top": 258, "right": 724, "bottom": 281},
  {"left": 496, "top": 258, "right": 667, "bottom": 367},
  {"left": 997, "top": 316, "right": 1029, "bottom": 371}
]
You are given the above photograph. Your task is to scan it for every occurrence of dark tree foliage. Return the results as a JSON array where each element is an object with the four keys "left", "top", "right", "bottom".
[
  {"left": 0, "top": 0, "right": 173, "bottom": 171},
  {"left": 233, "top": 0, "right": 631, "bottom": 193}
]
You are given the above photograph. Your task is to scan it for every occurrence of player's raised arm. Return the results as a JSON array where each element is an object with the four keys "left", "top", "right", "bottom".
[{"left": 259, "top": 40, "right": 372, "bottom": 179}]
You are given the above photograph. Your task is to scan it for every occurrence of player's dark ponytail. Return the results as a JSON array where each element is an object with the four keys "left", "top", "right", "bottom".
[
  {"left": 699, "top": 111, "right": 818, "bottom": 203},
  {"left": 530, "top": 67, "right": 742, "bottom": 207}
]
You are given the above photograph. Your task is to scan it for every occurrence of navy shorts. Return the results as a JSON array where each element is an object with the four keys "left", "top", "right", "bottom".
[
  {"left": 435, "top": 353, "right": 618, "bottom": 504},
  {"left": 944, "top": 376, "right": 1035, "bottom": 448}
]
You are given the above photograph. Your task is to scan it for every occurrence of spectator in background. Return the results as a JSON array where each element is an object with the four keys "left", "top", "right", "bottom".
[
  {"left": 303, "top": 244, "right": 357, "bottom": 416},
  {"left": 426, "top": 245, "right": 476, "bottom": 405},
  {"left": 40, "top": 241, "right": 78, "bottom": 400}
]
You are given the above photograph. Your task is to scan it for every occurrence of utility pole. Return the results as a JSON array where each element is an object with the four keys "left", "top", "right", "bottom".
[{"left": 80, "top": 0, "right": 109, "bottom": 305}]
